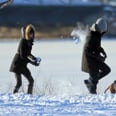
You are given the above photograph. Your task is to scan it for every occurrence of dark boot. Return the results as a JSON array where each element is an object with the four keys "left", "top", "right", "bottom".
[
  {"left": 27, "top": 85, "right": 33, "bottom": 94},
  {"left": 84, "top": 79, "right": 97, "bottom": 94},
  {"left": 13, "top": 87, "right": 20, "bottom": 93}
]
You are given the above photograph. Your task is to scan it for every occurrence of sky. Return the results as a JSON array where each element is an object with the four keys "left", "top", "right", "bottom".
[{"left": 8, "top": 0, "right": 103, "bottom": 5}]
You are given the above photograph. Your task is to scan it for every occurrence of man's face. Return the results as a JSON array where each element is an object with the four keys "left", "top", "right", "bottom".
[{"left": 100, "top": 30, "right": 106, "bottom": 35}]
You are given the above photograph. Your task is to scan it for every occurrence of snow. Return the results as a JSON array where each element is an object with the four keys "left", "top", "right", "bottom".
[
  {"left": 0, "top": 93, "right": 116, "bottom": 115},
  {"left": 0, "top": 38, "right": 116, "bottom": 115}
]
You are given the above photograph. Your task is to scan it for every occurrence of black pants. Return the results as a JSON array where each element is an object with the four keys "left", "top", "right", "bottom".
[
  {"left": 13, "top": 68, "right": 34, "bottom": 94},
  {"left": 89, "top": 61, "right": 111, "bottom": 84}
]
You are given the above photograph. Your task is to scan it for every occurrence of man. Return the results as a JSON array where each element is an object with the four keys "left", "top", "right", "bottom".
[
  {"left": 81, "top": 17, "right": 111, "bottom": 94},
  {"left": 10, "top": 24, "right": 41, "bottom": 94}
]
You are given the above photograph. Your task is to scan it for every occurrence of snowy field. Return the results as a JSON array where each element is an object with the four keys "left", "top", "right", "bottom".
[{"left": 0, "top": 38, "right": 116, "bottom": 115}]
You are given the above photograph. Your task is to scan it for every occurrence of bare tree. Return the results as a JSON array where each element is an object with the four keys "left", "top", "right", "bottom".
[{"left": 0, "top": 0, "right": 13, "bottom": 9}]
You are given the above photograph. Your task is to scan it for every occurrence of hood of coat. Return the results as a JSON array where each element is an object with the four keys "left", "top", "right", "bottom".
[
  {"left": 21, "top": 26, "right": 26, "bottom": 38},
  {"left": 90, "top": 18, "right": 107, "bottom": 33},
  {"left": 25, "top": 24, "right": 35, "bottom": 40}
]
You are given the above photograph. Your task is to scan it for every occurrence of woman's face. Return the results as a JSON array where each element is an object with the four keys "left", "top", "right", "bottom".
[{"left": 28, "top": 32, "right": 34, "bottom": 39}]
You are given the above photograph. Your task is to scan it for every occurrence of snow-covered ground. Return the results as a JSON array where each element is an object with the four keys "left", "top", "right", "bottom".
[{"left": 0, "top": 38, "right": 116, "bottom": 115}]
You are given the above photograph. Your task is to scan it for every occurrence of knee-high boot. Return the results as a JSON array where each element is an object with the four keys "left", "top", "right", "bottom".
[
  {"left": 27, "top": 84, "right": 33, "bottom": 94},
  {"left": 13, "top": 87, "right": 20, "bottom": 93}
]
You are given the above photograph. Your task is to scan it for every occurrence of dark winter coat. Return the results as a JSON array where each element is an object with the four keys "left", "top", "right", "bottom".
[
  {"left": 81, "top": 30, "right": 106, "bottom": 73},
  {"left": 9, "top": 38, "right": 36, "bottom": 74}
]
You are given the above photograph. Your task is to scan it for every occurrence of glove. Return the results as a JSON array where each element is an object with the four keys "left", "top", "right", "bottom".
[
  {"left": 36, "top": 57, "right": 41, "bottom": 63},
  {"left": 100, "top": 47, "right": 107, "bottom": 59},
  {"left": 33, "top": 57, "right": 42, "bottom": 66},
  {"left": 33, "top": 60, "right": 40, "bottom": 66},
  {"left": 28, "top": 56, "right": 40, "bottom": 66}
]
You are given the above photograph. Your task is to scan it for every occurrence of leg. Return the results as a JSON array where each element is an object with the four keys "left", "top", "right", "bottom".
[
  {"left": 85, "top": 62, "right": 111, "bottom": 94},
  {"left": 84, "top": 60, "right": 99, "bottom": 94},
  {"left": 84, "top": 73, "right": 98, "bottom": 94},
  {"left": 84, "top": 79, "right": 97, "bottom": 94},
  {"left": 98, "top": 62, "right": 111, "bottom": 80},
  {"left": 13, "top": 73, "right": 22, "bottom": 93},
  {"left": 22, "top": 68, "right": 34, "bottom": 94}
]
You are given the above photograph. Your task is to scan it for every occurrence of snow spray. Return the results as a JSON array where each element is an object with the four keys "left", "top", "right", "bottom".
[{"left": 70, "top": 23, "right": 89, "bottom": 44}]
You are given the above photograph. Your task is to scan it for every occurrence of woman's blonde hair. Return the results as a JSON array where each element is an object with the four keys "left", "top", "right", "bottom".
[{"left": 25, "top": 24, "right": 35, "bottom": 40}]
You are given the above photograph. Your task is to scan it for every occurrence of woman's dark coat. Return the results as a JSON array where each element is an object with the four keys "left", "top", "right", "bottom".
[
  {"left": 10, "top": 38, "right": 35, "bottom": 74},
  {"left": 81, "top": 31, "right": 106, "bottom": 73}
]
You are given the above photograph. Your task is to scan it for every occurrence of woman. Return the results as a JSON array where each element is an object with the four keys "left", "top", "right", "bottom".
[
  {"left": 81, "top": 17, "right": 111, "bottom": 94},
  {"left": 10, "top": 24, "right": 40, "bottom": 94}
]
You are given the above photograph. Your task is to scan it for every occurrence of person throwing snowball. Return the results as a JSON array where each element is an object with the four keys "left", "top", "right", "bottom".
[{"left": 10, "top": 24, "right": 41, "bottom": 94}]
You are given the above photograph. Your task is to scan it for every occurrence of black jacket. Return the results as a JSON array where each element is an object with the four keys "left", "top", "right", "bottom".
[
  {"left": 10, "top": 38, "right": 36, "bottom": 73},
  {"left": 81, "top": 31, "right": 106, "bottom": 73}
]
